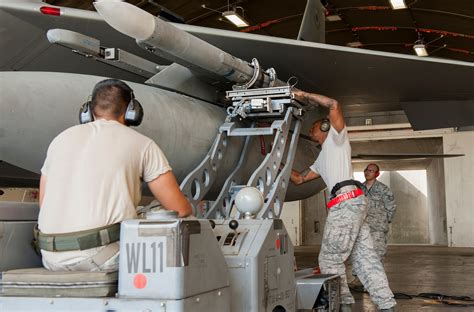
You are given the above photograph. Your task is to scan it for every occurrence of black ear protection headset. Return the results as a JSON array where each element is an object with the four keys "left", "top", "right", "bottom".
[
  {"left": 319, "top": 118, "right": 331, "bottom": 132},
  {"left": 79, "top": 80, "right": 144, "bottom": 126}
]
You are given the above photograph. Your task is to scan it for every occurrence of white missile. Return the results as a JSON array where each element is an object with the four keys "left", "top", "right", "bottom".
[{"left": 94, "top": 1, "right": 284, "bottom": 88}]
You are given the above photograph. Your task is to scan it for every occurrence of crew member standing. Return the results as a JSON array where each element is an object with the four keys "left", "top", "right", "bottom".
[
  {"left": 350, "top": 163, "right": 397, "bottom": 290},
  {"left": 363, "top": 163, "right": 396, "bottom": 261},
  {"left": 38, "top": 79, "right": 192, "bottom": 272},
  {"left": 289, "top": 90, "right": 396, "bottom": 312}
]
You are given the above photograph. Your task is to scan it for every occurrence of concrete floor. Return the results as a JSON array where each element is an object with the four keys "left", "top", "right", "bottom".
[{"left": 295, "top": 245, "right": 474, "bottom": 311}]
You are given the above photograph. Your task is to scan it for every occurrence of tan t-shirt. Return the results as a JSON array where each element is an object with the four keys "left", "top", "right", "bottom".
[{"left": 38, "top": 119, "right": 171, "bottom": 234}]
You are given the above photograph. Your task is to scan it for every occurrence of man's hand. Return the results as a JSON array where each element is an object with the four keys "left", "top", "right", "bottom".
[
  {"left": 39, "top": 175, "right": 47, "bottom": 208},
  {"left": 292, "top": 90, "right": 307, "bottom": 103},
  {"left": 290, "top": 169, "right": 320, "bottom": 185},
  {"left": 148, "top": 171, "right": 193, "bottom": 217}
]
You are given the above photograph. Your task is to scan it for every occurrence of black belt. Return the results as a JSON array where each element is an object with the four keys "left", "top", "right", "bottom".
[{"left": 331, "top": 179, "right": 364, "bottom": 198}]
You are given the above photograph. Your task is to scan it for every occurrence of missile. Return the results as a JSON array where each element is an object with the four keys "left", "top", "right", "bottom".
[
  {"left": 0, "top": 71, "right": 323, "bottom": 201},
  {"left": 94, "top": 0, "right": 285, "bottom": 89}
]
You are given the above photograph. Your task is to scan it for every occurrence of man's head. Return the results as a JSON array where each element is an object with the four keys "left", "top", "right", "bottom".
[
  {"left": 309, "top": 118, "right": 330, "bottom": 145},
  {"left": 79, "top": 79, "right": 143, "bottom": 126},
  {"left": 364, "top": 163, "right": 380, "bottom": 181},
  {"left": 91, "top": 79, "right": 133, "bottom": 121}
]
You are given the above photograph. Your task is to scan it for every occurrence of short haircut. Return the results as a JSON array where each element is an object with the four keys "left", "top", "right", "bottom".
[
  {"left": 366, "top": 163, "right": 380, "bottom": 172},
  {"left": 91, "top": 79, "right": 133, "bottom": 117},
  {"left": 312, "top": 118, "right": 325, "bottom": 127}
]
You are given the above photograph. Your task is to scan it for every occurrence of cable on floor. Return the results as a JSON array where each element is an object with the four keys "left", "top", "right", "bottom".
[
  {"left": 394, "top": 292, "right": 474, "bottom": 307},
  {"left": 350, "top": 285, "right": 474, "bottom": 307}
]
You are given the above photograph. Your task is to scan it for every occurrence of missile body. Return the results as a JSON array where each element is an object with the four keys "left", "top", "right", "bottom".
[
  {"left": 94, "top": 1, "right": 285, "bottom": 88},
  {"left": 0, "top": 71, "right": 323, "bottom": 201},
  {"left": 0, "top": 72, "right": 226, "bottom": 181}
]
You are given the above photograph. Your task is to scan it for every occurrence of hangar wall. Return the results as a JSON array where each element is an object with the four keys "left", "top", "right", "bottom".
[
  {"left": 443, "top": 131, "right": 474, "bottom": 247},
  {"left": 293, "top": 128, "right": 474, "bottom": 248},
  {"left": 384, "top": 172, "right": 430, "bottom": 244},
  {"left": 280, "top": 200, "right": 301, "bottom": 246},
  {"left": 301, "top": 191, "right": 327, "bottom": 245},
  {"left": 427, "top": 157, "right": 448, "bottom": 245}
]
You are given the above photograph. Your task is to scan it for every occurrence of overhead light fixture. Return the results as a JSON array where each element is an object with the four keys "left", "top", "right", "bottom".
[
  {"left": 413, "top": 32, "right": 428, "bottom": 57},
  {"left": 347, "top": 41, "right": 362, "bottom": 48},
  {"left": 222, "top": 10, "right": 249, "bottom": 27},
  {"left": 326, "top": 14, "right": 341, "bottom": 22},
  {"left": 413, "top": 43, "right": 428, "bottom": 56},
  {"left": 413, "top": 34, "right": 444, "bottom": 57},
  {"left": 201, "top": 4, "right": 249, "bottom": 28},
  {"left": 389, "top": 0, "right": 407, "bottom": 10}
]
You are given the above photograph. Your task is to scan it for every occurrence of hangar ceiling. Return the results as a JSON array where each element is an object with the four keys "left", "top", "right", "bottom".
[{"left": 45, "top": 0, "right": 474, "bottom": 63}]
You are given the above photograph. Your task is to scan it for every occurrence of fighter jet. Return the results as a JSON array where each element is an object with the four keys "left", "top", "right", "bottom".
[{"left": 1, "top": 0, "right": 473, "bottom": 205}]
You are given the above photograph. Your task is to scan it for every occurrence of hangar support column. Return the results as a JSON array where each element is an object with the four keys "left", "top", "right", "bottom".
[
  {"left": 443, "top": 131, "right": 474, "bottom": 247},
  {"left": 426, "top": 155, "right": 448, "bottom": 246}
]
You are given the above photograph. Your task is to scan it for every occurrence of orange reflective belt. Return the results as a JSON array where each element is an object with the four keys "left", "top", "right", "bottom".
[{"left": 327, "top": 188, "right": 364, "bottom": 209}]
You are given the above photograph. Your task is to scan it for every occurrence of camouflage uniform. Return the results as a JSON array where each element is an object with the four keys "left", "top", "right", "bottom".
[
  {"left": 319, "top": 193, "right": 396, "bottom": 309},
  {"left": 308, "top": 125, "right": 395, "bottom": 309},
  {"left": 363, "top": 180, "right": 396, "bottom": 260}
]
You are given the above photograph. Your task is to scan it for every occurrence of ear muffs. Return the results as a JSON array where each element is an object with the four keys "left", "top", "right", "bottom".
[
  {"left": 124, "top": 93, "right": 143, "bottom": 126},
  {"left": 79, "top": 101, "right": 94, "bottom": 124},
  {"left": 320, "top": 119, "right": 330, "bottom": 132},
  {"left": 79, "top": 92, "right": 144, "bottom": 126}
]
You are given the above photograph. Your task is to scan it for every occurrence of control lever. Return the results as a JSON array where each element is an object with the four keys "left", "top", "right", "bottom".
[{"left": 229, "top": 220, "right": 239, "bottom": 230}]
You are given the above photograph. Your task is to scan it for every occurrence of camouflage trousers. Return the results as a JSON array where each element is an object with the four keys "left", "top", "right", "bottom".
[
  {"left": 370, "top": 230, "right": 389, "bottom": 261},
  {"left": 351, "top": 230, "right": 388, "bottom": 278},
  {"left": 318, "top": 195, "right": 396, "bottom": 309}
]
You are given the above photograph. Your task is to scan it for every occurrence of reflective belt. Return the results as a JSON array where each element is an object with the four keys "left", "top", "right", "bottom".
[
  {"left": 37, "top": 223, "right": 121, "bottom": 252},
  {"left": 327, "top": 188, "right": 364, "bottom": 209}
]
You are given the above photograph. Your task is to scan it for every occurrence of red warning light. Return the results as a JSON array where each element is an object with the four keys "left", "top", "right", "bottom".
[
  {"left": 40, "top": 6, "right": 61, "bottom": 16},
  {"left": 133, "top": 274, "right": 147, "bottom": 289}
]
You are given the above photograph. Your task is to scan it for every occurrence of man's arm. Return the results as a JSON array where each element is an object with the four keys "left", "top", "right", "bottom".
[
  {"left": 293, "top": 90, "right": 345, "bottom": 132},
  {"left": 39, "top": 175, "right": 46, "bottom": 208},
  {"left": 147, "top": 171, "right": 192, "bottom": 217},
  {"left": 290, "top": 169, "right": 320, "bottom": 185}
]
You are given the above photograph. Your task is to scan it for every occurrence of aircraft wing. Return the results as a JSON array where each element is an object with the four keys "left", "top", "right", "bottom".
[
  {"left": 1, "top": 1, "right": 473, "bottom": 130},
  {"left": 352, "top": 153, "right": 464, "bottom": 161},
  {"left": 184, "top": 25, "right": 474, "bottom": 130}
]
